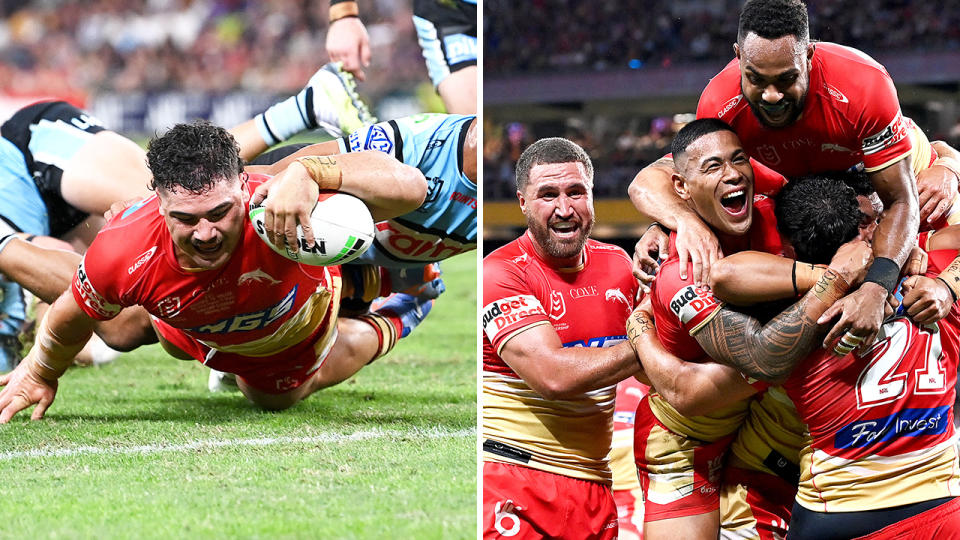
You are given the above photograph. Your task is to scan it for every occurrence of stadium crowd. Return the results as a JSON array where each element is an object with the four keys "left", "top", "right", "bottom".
[
  {"left": 485, "top": 0, "right": 960, "bottom": 75},
  {"left": 0, "top": 0, "right": 427, "bottom": 100}
]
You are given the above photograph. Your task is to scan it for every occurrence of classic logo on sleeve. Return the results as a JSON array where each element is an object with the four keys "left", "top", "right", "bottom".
[
  {"left": 482, "top": 294, "right": 546, "bottom": 342},
  {"left": 127, "top": 246, "right": 157, "bottom": 275},
  {"left": 862, "top": 113, "right": 908, "bottom": 155},
  {"left": 669, "top": 284, "right": 719, "bottom": 326},
  {"left": 74, "top": 261, "right": 121, "bottom": 318}
]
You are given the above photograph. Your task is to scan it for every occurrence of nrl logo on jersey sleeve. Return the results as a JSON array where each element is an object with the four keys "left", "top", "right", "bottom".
[
  {"left": 349, "top": 124, "right": 395, "bottom": 154},
  {"left": 549, "top": 290, "right": 566, "bottom": 320}
]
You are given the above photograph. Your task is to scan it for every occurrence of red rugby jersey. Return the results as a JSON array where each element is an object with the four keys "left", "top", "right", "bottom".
[
  {"left": 481, "top": 232, "right": 638, "bottom": 483},
  {"left": 71, "top": 174, "right": 340, "bottom": 357},
  {"left": 698, "top": 42, "right": 912, "bottom": 176}
]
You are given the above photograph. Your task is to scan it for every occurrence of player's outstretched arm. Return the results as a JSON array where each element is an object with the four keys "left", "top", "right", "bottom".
[
  {"left": 696, "top": 240, "right": 871, "bottom": 384},
  {"left": 626, "top": 302, "right": 755, "bottom": 417},
  {"left": 0, "top": 291, "right": 96, "bottom": 422},
  {"left": 824, "top": 159, "right": 918, "bottom": 350},
  {"left": 628, "top": 157, "right": 722, "bottom": 283},
  {"left": 255, "top": 151, "right": 427, "bottom": 250},
  {"left": 709, "top": 252, "right": 825, "bottom": 305},
  {"left": 499, "top": 324, "right": 641, "bottom": 401}
]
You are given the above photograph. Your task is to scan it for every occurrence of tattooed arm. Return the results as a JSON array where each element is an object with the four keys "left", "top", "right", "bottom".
[
  {"left": 693, "top": 240, "right": 872, "bottom": 384},
  {"left": 627, "top": 303, "right": 754, "bottom": 416}
]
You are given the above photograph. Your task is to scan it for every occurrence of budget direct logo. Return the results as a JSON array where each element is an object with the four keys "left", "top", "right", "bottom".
[
  {"left": 670, "top": 284, "right": 719, "bottom": 325},
  {"left": 482, "top": 295, "right": 545, "bottom": 342}
]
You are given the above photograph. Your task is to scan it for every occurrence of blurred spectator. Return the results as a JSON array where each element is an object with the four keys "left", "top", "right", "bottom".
[
  {"left": 484, "top": 114, "right": 688, "bottom": 200},
  {"left": 0, "top": 0, "right": 426, "bottom": 101},
  {"left": 486, "top": 0, "right": 960, "bottom": 75}
]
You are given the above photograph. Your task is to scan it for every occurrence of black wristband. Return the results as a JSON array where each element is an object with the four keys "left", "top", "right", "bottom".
[
  {"left": 864, "top": 257, "right": 900, "bottom": 293},
  {"left": 646, "top": 221, "right": 668, "bottom": 234},
  {"left": 791, "top": 261, "right": 799, "bottom": 297}
]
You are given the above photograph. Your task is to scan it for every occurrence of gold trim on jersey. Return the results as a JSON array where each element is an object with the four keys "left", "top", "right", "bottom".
[
  {"left": 907, "top": 118, "right": 934, "bottom": 177},
  {"left": 494, "top": 320, "right": 550, "bottom": 357},
  {"left": 728, "top": 387, "right": 805, "bottom": 475},
  {"left": 482, "top": 370, "right": 616, "bottom": 484},
  {"left": 687, "top": 298, "right": 724, "bottom": 336},
  {"left": 648, "top": 392, "right": 752, "bottom": 442},
  {"left": 199, "top": 273, "right": 341, "bottom": 357},
  {"left": 796, "top": 437, "right": 960, "bottom": 512},
  {"left": 719, "top": 481, "right": 762, "bottom": 540},
  {"left": 610, "top": 427, "right": 642, "bottom": 491}
]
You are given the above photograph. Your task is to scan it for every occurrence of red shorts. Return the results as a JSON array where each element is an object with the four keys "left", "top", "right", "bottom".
[
  {"left": 634, "top": 397, "right": 732, "bottom": 521},
  {"left": 720, "top": 466, "right": 795, "bottom": 540},
  {"left": 483, "top": 462, "right": 618, "bottom": 539},
  {"left": 153, "top": 318, "right": 337, "bottom": 394},
  {"left": 613, "top": 487, "right": 644, "bottom": 540},
  {"left": 852, "top": 497, "right": 960, "bottom": 539}
]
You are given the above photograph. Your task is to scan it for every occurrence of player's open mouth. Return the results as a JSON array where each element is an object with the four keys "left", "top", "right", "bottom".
[
  {"left": 720, "top": 189, "right": 748, "bottom": 215},
  {"left": 760, "top": 101, "right": 791, "bottom": 122},
  {"left": 550, "top": 221, "right": 579, "bottom": 238},
  {"left": 194, "top": 242, "right": 222, "bottom": 256}
]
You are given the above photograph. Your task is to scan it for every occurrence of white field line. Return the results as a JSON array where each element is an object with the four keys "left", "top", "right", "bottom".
[{"left": 0, "top": 426, "right": 475, "bottom": 460}]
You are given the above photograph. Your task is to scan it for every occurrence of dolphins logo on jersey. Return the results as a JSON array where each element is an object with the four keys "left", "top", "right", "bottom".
[
  {"left": 238, "top": 268, "right": 280, "bottom": 286},
  {"left": 605, "top": 288, "right": 629, "bottom": 305}
]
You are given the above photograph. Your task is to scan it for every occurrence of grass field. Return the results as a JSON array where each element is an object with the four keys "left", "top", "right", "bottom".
[{"left": 0, "top": 254, "right": 478, "bottom": 539}]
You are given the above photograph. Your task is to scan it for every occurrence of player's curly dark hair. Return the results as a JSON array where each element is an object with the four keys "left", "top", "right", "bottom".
[
  {"left": 775, "top": 173, "right": 862, "bottom": 264},
  {"left": 515, "top": 137, "right": 594, "bottom": 193},
  {"left": 837, "top": 168, "right": 874, "bottom": 196},
  {"left": 738, "top": 0, "right": 809, "bottom": 44},
  {"left": 147, "top": 121, "right": 244, "bottom": 193},
  {"left": 671, "top": 118, "right": 737, "bottom": 159}
]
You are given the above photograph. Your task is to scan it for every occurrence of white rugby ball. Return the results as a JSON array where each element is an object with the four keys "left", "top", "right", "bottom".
[{"left": 249, "top": 191, "right": 375, "bottom": 266}]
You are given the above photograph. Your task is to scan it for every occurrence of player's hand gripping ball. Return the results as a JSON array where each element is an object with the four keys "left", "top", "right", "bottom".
[{"left": 250, "top": 191, "right": 374, "bottom": 266}]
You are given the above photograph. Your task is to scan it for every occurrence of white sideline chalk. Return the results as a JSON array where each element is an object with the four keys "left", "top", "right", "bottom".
[{"left": 0, "top": 426, "right": 475, "bottom": 460}]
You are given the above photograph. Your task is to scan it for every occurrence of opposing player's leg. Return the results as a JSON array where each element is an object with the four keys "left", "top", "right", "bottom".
[
  {"left": 412, "top": 0, "right": 477, "bottom": 114},
  {"left": 232, "top": 62, "right": 375, "bottom": 162},
  {"left": 436, "top": 65, "right": 477, "bottom": 115}
]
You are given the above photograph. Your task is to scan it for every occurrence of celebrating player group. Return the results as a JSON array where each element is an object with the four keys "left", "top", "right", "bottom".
[{"left": 483, "top": 0, "right": 960, "bottom": 538}]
